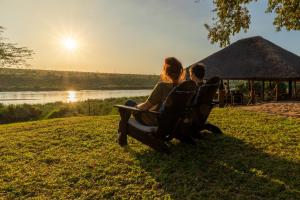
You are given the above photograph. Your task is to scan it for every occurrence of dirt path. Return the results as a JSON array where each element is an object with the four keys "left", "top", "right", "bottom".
[{"left": 240, "top": 102, "right": 300, "bottom": 118}]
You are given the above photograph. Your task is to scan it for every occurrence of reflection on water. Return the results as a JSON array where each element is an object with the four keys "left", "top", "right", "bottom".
[
  {"left": 0, "top": 90, "right": 151, "bottom": 105},
  {"left": 67, "top": 91, "right": 77, "bottom": 103}
]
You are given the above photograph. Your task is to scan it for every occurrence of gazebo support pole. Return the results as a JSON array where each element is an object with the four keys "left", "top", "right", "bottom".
[
  {"left": 251, "top": 80, "right": 255, "bottom": 104},
  {"left": 293, "top": 80, "right": 297, "bottom": 98},
  {"left": 218, "top": 79, "right": 225, "bottom": 108},
  {"left": 288, "top": 80, "right": 292, "bottom": 98},
  {"left": 248, "top": 80, "right": 251, "bottom": 91},
  {"left": 275, "top": 80, "right": 279, "bottom": 101},
  {"left": 248, "top": 80, "right": 255, "bottom": 105},
  {"left": 262, "top": 81, "right": 265, "bottom": 101}
]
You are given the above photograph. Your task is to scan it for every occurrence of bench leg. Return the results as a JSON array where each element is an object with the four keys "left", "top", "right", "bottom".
[
  {"left": 118, "top": 120, "right": 128, "bottom": 146},
  {"left": 203, "top": 123, "right": 222, "bottom": 134},
  {"left": 117, "top": 108, "right": 131, "bottom": 146}
]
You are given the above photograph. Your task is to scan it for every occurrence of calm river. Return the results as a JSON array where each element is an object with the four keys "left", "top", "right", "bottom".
[{"left": 0, "top": 90, "right": 152, "bottom": 105}]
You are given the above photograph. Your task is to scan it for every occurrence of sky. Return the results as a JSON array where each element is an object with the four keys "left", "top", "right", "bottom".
[{"left": 0, "top": 0, "right": 299, "bottom": 74}]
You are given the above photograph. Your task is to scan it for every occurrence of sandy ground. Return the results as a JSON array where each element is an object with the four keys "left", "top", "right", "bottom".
[{"left": 240, "top": 101, "right": 300, "bottom": 118}]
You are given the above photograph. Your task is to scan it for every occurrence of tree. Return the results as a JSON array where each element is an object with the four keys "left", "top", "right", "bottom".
[
  {"left": 203, "top": 0, "right": 300, "bottom": 47},
  {"left": 0, "top": 26, "right": 33, "bottom": 68}
]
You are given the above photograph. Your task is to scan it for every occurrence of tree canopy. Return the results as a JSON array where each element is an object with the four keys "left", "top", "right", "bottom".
[
  {"left": 0, "top": 26, "right": 33, "bottom": 68},
  {"left": 204, "top": 0, "right": 300, "bottom": 47}
]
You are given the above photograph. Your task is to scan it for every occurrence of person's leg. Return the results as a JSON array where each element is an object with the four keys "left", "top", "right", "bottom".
[
  {"left": 138, "top": 112, "right": 158, "bottom": 126},
  {"left": 132, "top": 110, "right": 158, "bottom": 126},
  {"left": 121, "top": 99, "right": 137, "bottom": 122},
  {"left": 125, "top": 99, "right": 137, "bottom": 107},
  {"left": 124, "top": 99, "right": 146, "bottom": 124},
  {"left": 125, "top": 99, "right": 158, "bottom": 126}
]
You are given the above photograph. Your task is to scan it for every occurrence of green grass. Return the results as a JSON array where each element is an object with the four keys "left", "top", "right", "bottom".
[{"left": 0, "top": 108, "right": 299, "bottom": 199}]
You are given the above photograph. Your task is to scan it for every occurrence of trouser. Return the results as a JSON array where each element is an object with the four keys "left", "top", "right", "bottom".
[{"left": 125, "top": 99, "right": 158, "bottom": 126}]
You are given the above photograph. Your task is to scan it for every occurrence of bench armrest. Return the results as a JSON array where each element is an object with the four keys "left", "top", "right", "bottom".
[
  {"left": 212, "top": 100, "right": 219, "bottom": 105},
  {"left": 114, "top": 105, "right": 160, "bottom": 115}
]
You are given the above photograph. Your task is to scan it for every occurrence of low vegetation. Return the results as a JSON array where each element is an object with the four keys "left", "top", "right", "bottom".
[
  {"left": 0, "top": 108, "right": 299, "bottom": 199},
  {"left": 0, "top": 96, "right": 147, "bottom": 124},
  {"left": 0, "top": 68, "right": 159, "bottom": 91}
]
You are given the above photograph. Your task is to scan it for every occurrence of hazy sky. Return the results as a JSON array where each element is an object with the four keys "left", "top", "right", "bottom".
[{"left": 0, "top": 0, "right": 299, "bottom": 74}]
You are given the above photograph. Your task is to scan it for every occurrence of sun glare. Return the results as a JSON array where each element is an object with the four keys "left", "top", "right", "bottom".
[
  {"left": 67, "top": 90, "right": 77, "bottom": 103},
  {"left": 62, "top": 37, "right": 77, "bottom": 51}
]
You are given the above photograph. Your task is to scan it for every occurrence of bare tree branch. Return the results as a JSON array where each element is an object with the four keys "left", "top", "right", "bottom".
[{"left": 0, "top": 26, "right": 34, "bottom": 68}]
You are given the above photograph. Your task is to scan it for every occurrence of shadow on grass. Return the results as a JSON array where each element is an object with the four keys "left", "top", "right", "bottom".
[{"left": 130, "top": 134, "right": 300, "bottom": 199}]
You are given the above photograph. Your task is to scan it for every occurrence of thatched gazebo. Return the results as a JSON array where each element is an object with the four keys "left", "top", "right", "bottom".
[{"left": 190, "top": 36, "right": 300, "bottom": 104}]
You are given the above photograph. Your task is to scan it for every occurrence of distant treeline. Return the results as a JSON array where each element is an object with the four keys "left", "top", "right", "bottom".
[
  {"left": 0, "top": 68, "right": 159, "bottom": 91},
  {"left": 0, "top": 96, "right": 147, "bottom": 124}
]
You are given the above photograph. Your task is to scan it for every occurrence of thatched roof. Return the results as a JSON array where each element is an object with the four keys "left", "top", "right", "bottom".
[{"left": 191, "top": 36, "right": 300, "bottom": 80}]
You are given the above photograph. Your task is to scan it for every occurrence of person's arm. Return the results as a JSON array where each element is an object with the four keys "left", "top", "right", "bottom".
[
  {"left": 137, "top": 82, "right": 162, "bottom": 110},
  {"left": 136, "top": 101, "right": 153, "bottom": 110}
]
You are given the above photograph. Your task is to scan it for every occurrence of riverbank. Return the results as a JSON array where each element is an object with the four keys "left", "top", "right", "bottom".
[
  {"left": 0, "top": 96, "right": 147, "bottom": 124},
  {"left": 0, "top": 68, "right": 159, "bottom": 91}
]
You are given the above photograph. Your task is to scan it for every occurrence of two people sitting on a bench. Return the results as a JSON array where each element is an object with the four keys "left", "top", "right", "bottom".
[
  {"left": 116, "top": 59, "right": 221, "bottom": 152},
  {"left": 124, "top": 57, "right": 206, "bottom": 126}
]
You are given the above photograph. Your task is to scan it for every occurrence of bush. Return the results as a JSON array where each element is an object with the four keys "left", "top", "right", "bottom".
[
  {"left": 0, "top": 104, "right": 42, "bottom": 124},
  {"left": 47, "top": 106, "right": 78, "bottom": 119},
  {"left": 0, "top": 96, "right": 148, "bottom": 124}
]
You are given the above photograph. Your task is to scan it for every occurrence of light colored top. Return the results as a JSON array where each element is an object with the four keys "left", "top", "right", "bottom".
[{"left": 147, "top": 82, "right": 176, "bottom": 111}]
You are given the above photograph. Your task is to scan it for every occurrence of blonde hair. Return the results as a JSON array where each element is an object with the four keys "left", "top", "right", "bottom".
[{"left": 160, "top": 57, "right": 185, "bottom": 84}]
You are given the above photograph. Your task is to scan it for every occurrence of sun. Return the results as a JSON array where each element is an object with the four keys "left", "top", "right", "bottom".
[{"left": 62, "top": 37, "right": 77, "bottom": 51}]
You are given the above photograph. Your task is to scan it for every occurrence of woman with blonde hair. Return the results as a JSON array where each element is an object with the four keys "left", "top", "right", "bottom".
[{"left": 125, "top": 57, "right": 185, "bottom": 126}]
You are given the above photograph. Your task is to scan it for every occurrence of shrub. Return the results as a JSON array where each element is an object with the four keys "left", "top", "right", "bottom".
[
  {"left": 0, "top": 104, "right": 42, "bottom": 124},
  {"left": 47, "top": 106, "right": 78, "bottom": 119},
  {"left": 0, "top": 96, "right": 147, "bottom": 124}
]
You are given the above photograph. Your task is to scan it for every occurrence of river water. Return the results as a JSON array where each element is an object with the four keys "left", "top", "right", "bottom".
[{"left": 0, "top": 90, "right": 152, "bottom": 105}]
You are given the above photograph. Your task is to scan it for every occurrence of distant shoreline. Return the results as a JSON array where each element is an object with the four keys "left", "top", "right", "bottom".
[
  {"left": 0, "top": 68, "right": 159, "bottom": 92},
  {"left": 0, "top": 99, "right": 39, "bottom": 101},
  {"left": 0, "top": 86, "right": 153, "bottom": 92}
]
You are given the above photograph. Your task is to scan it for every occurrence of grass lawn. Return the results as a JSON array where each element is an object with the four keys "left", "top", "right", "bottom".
[{"left": 0, "top": 108, "right": 299, "bottom": 199}]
